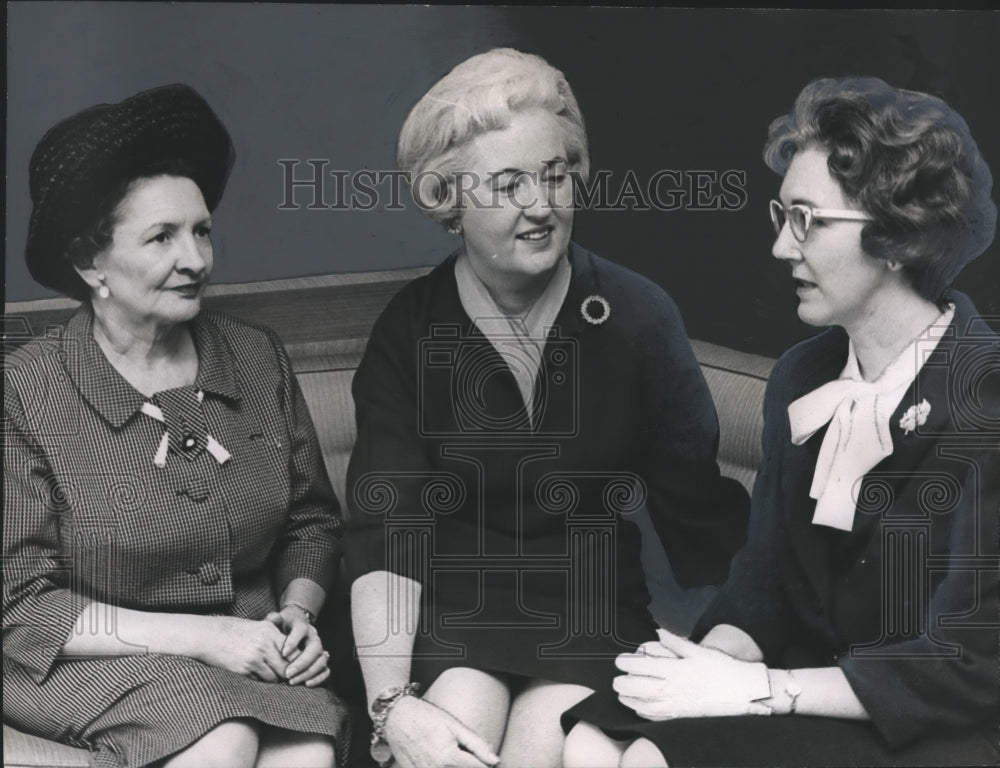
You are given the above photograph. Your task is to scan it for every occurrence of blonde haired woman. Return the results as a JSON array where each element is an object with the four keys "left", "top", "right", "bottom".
[{"left": 345, "top": 49, "right": 749, "bottom": 768}]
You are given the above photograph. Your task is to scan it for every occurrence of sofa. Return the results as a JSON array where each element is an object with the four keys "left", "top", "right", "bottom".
[{"left": 2, "top": 267, "right": 775, "bottom": 767}]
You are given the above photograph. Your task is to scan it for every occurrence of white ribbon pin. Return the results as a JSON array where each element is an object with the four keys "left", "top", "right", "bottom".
[{"left": 140, "top": 390, "right": 231, "bottom": 468}]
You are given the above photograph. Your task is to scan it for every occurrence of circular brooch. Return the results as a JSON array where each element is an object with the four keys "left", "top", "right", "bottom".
[{"left": 580, "top": 295, "right": 611, "bottom": 326}]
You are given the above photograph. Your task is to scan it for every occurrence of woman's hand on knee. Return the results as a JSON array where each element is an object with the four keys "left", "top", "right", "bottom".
[
  {"left": 384, "top": 694, "right": 501, "bottom": 768},
  {"left": 264, "top": 608, "right": 330, "bottom": 687},
  {"left": 194, "top": 616, "right": 289, "bottom": 681}
]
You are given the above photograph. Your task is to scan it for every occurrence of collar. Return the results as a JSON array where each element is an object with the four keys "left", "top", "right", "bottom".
[
  {"left": 787, "top": 290, "right": 989, "bottom": 403},
  {"left": 454, "top": 250, "right": 572, "bottom": 339},
  {"left": 429, "top": 242, "right": 599, "bottom": 340},
  {"left": 453, "top": 251, "right": 572, "bottom": 420},
  {"left": 787, "top": 303, "right": 955, "bottom": 531},
  {"left": 190, "top": 312, "right": 243, "bottom": 404},
  {"left": 61, "top": 306, "right": 242, "bottom": 428}
]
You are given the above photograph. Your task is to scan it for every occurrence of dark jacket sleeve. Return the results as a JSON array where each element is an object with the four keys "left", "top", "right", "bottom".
[
  {"left": 343, "top": 289, "right": 438, "bottom": 585},
  {"left": 637, "top": 290, "right": 750, "bottom": 587},
  {"left": 265, "top": 329, "right": 346, "bottom": 595},
  {"left": 839, "top": 439, "right": 999, "bottom": 748},
  {"left": 690, "top": 349, "right": 799, "bottom": 650}
]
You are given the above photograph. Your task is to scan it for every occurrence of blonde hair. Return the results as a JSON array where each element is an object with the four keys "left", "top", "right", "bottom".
[{"left": 397, "top": 48, "right": 589, "bottom": 228}]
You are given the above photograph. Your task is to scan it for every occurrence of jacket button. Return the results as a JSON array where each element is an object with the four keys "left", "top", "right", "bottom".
[
  {"left": 198, "top": 562, "right": 221, "bottom": 585},
  {"left": 182, "top": 434, "right": 196, "bottom": 450},
  {"left": 185, "top": 486, "right": 209, "bottom": 503},
  {"left": 180, "top": 478, "right": 210, "bottom": 502}
]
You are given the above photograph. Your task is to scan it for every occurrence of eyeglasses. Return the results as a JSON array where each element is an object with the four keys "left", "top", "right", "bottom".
[{"left": 769, "top": 199, "right": 873, "bottom": 243}]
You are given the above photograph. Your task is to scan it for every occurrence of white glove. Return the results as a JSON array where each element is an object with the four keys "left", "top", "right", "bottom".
[
  {"left": 630, "top": 634, "right": 680, "bottom": 660},
  {"left": 614, "top": 628, "right": 773, "bottom": 720}
]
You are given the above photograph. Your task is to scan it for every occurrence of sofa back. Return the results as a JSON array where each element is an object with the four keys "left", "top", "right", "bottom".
[
  {"left": 296, "top": 341, "right": 775, "bottom": 512},
  {"left": 5, "top": 269, "right": 775, "bottom": 506},
  {"left": 690, "top": 340, "right": 774, "bottom": 492}
]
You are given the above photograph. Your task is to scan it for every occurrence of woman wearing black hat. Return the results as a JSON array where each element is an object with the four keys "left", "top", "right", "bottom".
[{"left": 4, "top": 85, "right": 350, "bottom": 767}]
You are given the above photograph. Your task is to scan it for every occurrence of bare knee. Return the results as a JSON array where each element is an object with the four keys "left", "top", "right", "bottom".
[
  {"left": 501, "top": 680, "right": 594, "bottom": 767},
  {"left": 424, "top": 667, "right": 511, "bottom": 748},
  {"left": 256, "top": 729, "right": 336, "bottom": 768},
  {"left": 620, "top": 737, "right": 669, "bottom": 768},
  {"left": 159, "top": 719, "right": 259, "bottom": 768},
  {"left": 563, "top": 722, "right": 627, "bottom": 768},
  {"left": 427, "top": 666, "right": 508, "bottom": 698}
]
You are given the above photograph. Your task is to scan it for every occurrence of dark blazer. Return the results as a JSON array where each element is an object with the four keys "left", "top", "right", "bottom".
[
  {"left": 345, "top": 243, "right": 749, "bottom": 688},
  {"left": 694, "top": 291, "right": 1000, "bottom": 750}
]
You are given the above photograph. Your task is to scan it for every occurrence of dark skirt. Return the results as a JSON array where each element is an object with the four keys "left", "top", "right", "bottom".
[
  {"left": 4, "top": 654, "right": 352, "bottom": 768},
  {"left": 407, "top": 569, "right": 658, "bottom": 693},
  {"left": 563, "top": 692, "right": 999, "bottom": 767}
]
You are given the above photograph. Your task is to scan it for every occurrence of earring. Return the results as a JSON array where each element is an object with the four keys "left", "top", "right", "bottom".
[
  {"left": 447, "top": 222, "right": 463, "bottom": 236},
  {"left": 97, "top": 273, "right": 110, "bottom": 299},
  {"left": 886, "top": 259, "right": 901, "bottom": 271}
]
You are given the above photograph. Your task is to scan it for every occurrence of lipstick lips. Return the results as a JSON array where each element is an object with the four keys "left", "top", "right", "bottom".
[
  {"left": 792, "top": 275, "right": 817, "bottom": 291},
  {"left": 169, "top": 282, "right": 204, "bottom": 298},
  {"left": 516, "top": 224, "right": 554, "bottom": 241}
]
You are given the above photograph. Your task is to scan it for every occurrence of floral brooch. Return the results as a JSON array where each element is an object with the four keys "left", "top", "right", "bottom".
[
  {"left": 581, "top": 295, "right": 610, "bottom": 326},
  {"left": 899, "top": 398, "right": 931, "bottom": 435}
]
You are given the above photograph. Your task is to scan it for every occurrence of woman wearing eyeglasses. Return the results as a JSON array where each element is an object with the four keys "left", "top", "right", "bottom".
[
  {"left": 561, "top": 76, "right": 999, "bottom": 767},
  {"left": 344, "top": 48, "right": 751, "bottom": 768}
]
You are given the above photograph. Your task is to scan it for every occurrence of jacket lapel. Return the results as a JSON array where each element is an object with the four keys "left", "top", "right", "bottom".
[
  {"left": 781, "top": 329, "right": 848, "bottom": 614},
  {"left": 61, "top": 306, "right": 146, "bottom": 428},
  {"left": 782, "top": 294, "right": 982, "bottom": 619},
  {"left": 554, "top": 242, "right": 597, "bottom": 340},
  {"left": 848, "top": 295, "right": 976, "bottom": 547}
]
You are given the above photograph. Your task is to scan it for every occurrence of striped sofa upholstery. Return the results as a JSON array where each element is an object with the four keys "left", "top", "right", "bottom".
[{"left": 2, "top": 269, "right": 775, "bottom": 766}]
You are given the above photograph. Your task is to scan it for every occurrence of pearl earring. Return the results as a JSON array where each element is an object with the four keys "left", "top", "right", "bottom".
[
  {"left": 97, "top": 273, "right": 110, "bottom": 299},
  {"left": 447, "top": 222, "right": 463, "bottom": 236}
]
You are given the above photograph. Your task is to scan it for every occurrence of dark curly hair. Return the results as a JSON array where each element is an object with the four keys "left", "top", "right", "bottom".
[{"left": 764, "top": 77, "right": 996, "bottom": 304}]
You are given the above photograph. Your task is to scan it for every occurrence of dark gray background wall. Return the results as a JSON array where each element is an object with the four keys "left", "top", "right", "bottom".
[{"left": 7, "top": 4, "right": 999, "bottom": 357}]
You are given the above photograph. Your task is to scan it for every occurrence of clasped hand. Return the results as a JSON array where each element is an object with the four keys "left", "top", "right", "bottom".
[
  {"left": 197, "top": 608, "right": 330, "bottom": 687},
  {"left": 614, "top": 628, "right": 772, "bottom": 720}
]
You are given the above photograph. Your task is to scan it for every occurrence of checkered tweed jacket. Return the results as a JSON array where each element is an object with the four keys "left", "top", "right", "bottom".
[{"left": 3, "top": 306, "right": 350, "bottom": 766}]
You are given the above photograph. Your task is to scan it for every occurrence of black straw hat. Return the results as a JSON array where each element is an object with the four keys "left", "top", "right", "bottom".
[{"left": 26, "top": 83, "right": 235, "bottom": 297}]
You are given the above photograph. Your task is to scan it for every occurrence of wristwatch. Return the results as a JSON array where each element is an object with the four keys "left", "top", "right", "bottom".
[{"left": 369, "top": 682, "right": 421, "bottom": 768}]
